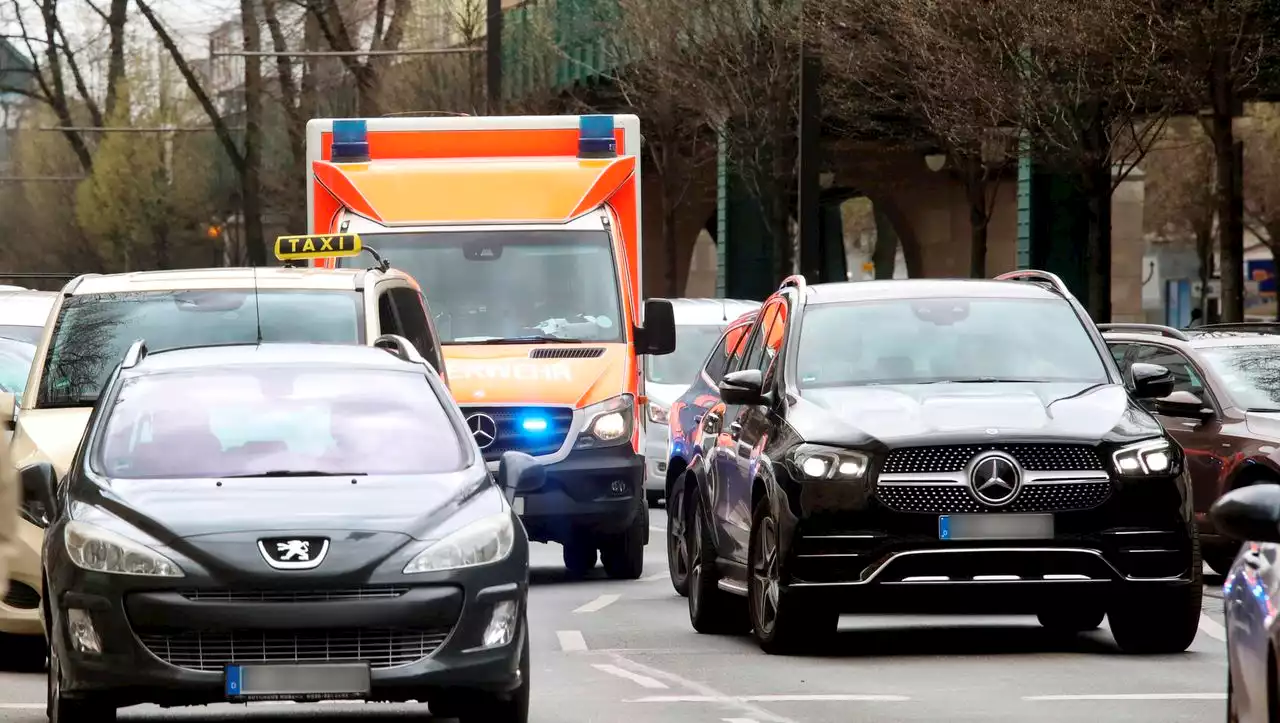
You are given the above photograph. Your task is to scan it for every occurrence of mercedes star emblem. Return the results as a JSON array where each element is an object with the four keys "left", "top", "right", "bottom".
[
  {"left": 967, "top": 450, "right": 1021, "bottom": 506},
  {"left": 466, "top": 413, "right": 498, "bottom": 449}
]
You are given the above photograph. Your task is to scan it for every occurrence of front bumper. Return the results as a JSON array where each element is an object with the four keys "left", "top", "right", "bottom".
[
  {"left": 51, "top": 557, "right": 528, "bottom": 708},
  {"left": 491, "top": 445, "right": 644, "bottom": 544},
  {"left": 0, "top": 518, "right": 45, "bottom": 637}
]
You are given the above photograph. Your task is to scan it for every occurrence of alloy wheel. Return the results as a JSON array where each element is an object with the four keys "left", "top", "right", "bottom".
[{"left": 751, "top": 514, "right": 780, "bottom": 637}]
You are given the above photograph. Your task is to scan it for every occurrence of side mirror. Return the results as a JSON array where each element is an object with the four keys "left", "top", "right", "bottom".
[
  {"left": 1153, "top": 390, "right": 1214, "bottom": 420},
  {"left": 497, "top": 450, "right": 544, "bottom": 502},
  {"left": 19, "top": 461, "right": 55, "bottom": 528},
  {"left": 719, "top": 369, "right": 765, "bottom": 405},
  {"left": 1130, "top": 362, "right": 1175, "bottom": 400},
  {"left": 0, "top": 391, "right": 14, "bottom": 431},
  {"left": 636, "top": 299, "right": 676, "bottom": 356},
  {"left": 1209, "top": 482, "right": 1280, "bottom": 544}
]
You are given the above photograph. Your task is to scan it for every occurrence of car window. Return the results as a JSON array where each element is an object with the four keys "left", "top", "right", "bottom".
[
  {"left": 761, "top": 301, "right": 789, "bottom": 389},
  {"left": 378, "top": 291, "right": 401, "bottom": 337},
  {"left": 39, "top": 290, "right": 364, "bottom": 408},
  {"left": 739, "top": 308, "right": 778, "bottom": 373},
  {"left": 0, "top": 338, "right": 34, "bottom": 395},
  {"left": 1198, "top": 344, "right": 1280, "bottom": 411},
  {"left": 700, "top": 328, "right": 735, "bottom": 385},
  {"left": 795, "top": 297, "right": 1108, "bottom": 388},
  {"left": 1130, "top": 344, "right": 1205, "bottom": 396},
  {"left": 96, "top": 367, "right": 464, "bottom": 479},
  {"left": 389, "top": 287, "right": 438, "bottom": 367},
  {"left": 648, "top": 324, "right": 728, "bottom": 385},
  {"left": 1107, "top": 342, "right": 1133, "bottom": 369}
]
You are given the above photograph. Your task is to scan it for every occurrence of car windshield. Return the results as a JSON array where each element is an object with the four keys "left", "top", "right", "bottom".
[
  {"left": 1198, "top": 344, "right": 1280, "bottom": 411},
  {"left": 0, "top": 324, "right": 43, "bottom": 344},
  {"left": 96, "top": 367, "right": 464, "bottom": 479},
  {"left": 340, "top": 230, "right": 623, "bottom": 343},
  {"left": 0, "top": 337, "right": 35, "bottom": 395},
  {"left": 647, "top": 324, "right": 727, "bottom": 384},
  {"left": 795, "top": 297, "right": 1108, "bottom": 388},
  {"left": 38, "top": 290, "right": 363, "bottom": 408}
]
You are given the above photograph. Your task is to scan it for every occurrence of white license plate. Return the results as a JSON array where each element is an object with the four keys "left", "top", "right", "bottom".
[
  {"left": 225, "top": 663, "right": 370, "bottom": 702},
  {"left": 513, "top": 496, "right": 525, "bottom": 515},
  {"left": 939, "top": 514, "right": 1053, "bottom": 541}
]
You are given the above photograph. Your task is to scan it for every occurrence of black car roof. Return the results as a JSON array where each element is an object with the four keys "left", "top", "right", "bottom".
[
  {"left": 121, "top": 342, "right": 419, "bottom": 376},
  {"left": 802, "top": 278, "right": 1061, "bottom": 304}
]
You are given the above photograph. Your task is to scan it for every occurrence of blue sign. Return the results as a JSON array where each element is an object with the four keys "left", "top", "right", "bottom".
[
  {"left": 1166, "top": 279, "right": 1191, "bottom": 327},
  {"left": 1248, "top": 259, "right": 1276, "bottom": 294}
]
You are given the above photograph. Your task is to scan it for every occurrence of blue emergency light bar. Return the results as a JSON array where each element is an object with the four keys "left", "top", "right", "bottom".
[
  {"left": 331, "top": 119, "right": 371, "bottom": 163},
  {"left": 578, "top": 115, "right": 617, "bottom": 159}
]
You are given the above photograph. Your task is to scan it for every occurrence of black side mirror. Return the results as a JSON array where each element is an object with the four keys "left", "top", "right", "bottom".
[
  {"left": 636, "top": 299, "right": 676, "bottom": 356},
  {"left": 497, "top": 451, "right": 544, "bottom": 503},
  {"left": 719, "top": 369, "right": 765, "bottom": 405},
  {"left": 1130, "top": 362, "right": 1175, "bottom": 400},
  {"left": 1153, "top": 390, "right": 1214, "bottom": 420},
  {"left": 1209, "top": 482, "right": 1280, "bottom": 544},
  {"left": 19, "top": 461, "right": 55, "bottom": 528}
]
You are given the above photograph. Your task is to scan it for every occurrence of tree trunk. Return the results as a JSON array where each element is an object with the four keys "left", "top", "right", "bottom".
[
  {"left": 1081, "top": 116, "right": 1112, "bottom": 322},
  {"left": 1196, "top": 224, "right": 1214, "bottom": 319},
  {"left": 240, "top": 0, "right": 266, "bottom": 266},
  {"left": 964, "top": 163, "right": 989, "bottom": 278},
  {"left": 659, "top": 142, "right": 681, "bottom": 296},
  {"left": 872, "top": 204, "right": 898, "bottom": 279},
  {"left": 1211, "top": 46, "right": 1244, "bottom": 322}
]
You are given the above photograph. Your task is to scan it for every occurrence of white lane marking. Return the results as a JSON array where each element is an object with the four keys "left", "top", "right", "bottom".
[
  {"left": 1198, "top": 613, "right": 1228, "bottom": 642},
  {"left": 593, "top": 663, "right": 670, "bottom": 689},
  {"left": 643, "top": 572, "right": 669, "bottom": 582},
  {"left": 556, "top": 630, "right": 589, "bottom": 651},
  {"left": 723, "top": 719, "right": 760, "bottom": 723},
  {"left": 650, "top": 526, "right": 666, "bottom": 533},
  {"left": 575, "top": 593, "right": 621, "bottom": 613},
  {"left": 1023, "top": 693, "right": 1226, "bottom": 701},
  {"left": 627, "top": 695, "right": 909, "bottom": 703},
  {"left": 604, "top": 654, "right": 800, "bottom": 723}
]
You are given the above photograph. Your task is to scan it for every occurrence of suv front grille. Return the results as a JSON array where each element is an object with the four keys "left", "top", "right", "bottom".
[
  {"left": 458, "top": 405, "right": 574, "bottom": 461},
  {"left": 883, "top": 444, "right": 1104, "bottom": 474},
  {"left": 876, "top": 480, "right": 1112, "bottom": 514},
  {"left": 136, "top": 627, "right": 451, "bottom": 671}
]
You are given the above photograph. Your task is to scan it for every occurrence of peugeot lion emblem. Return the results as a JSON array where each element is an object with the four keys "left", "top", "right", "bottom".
[
  {"left": 466, "top": 413, "right": 498, "bottom": 450},
  {"left": 967, "top": 450, "right": 1022, "bottom": 507},
  {"left": 258, "top": 537, "right": 330, "bottom": 570}
]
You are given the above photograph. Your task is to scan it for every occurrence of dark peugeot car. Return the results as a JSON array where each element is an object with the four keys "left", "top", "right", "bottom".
[
  {"left": 23, "top": 339, "right": 541, "bottom": 723},
  {"left": 679, "top": 272, "right": 1201, "bottom": 655}
]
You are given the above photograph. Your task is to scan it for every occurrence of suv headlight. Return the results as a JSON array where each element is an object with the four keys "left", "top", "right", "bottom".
[
  {"left": 1112, "top": 438, "right": 1175, "bottom": 476},
  {"left": 788, "top": 444, "right": 869, "bottom": 480},
  {"left": 647, "top": 401, "right": 669, "bottom": 426},
  {"left": 575, "top": 394, "right": 635, "bottom": 449},
  {"left": 404, "top": 512, "right": 515, "bottom": 574},
  {"left": 64, "top": 520, "right": 184, "bottom": 577}
]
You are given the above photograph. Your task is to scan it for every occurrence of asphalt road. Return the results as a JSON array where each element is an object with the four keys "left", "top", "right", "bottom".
[{"left": 0, "top": 507, "right": 1229, "bottom": 722}]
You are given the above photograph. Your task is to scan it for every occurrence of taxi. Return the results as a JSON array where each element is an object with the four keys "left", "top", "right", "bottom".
[
  {"left": 3, "top": 234, "right": 445, "bottom": 663},
  {"left": 29, "top": 340, "right": 538, "bottom": 723}
]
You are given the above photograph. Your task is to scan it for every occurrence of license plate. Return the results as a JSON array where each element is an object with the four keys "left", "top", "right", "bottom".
[
  {"left": 939, "top": 514, "right": 1053, "bottom": 541},
  {"left": 513, "top": 496, "right": 525, "bottom": 515},
  {"left": 225, "top": 663, "right": 370, "bottom": 702}
]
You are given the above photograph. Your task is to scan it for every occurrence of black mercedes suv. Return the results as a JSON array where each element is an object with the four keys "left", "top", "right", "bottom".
[{"left": 678, "top": 271, "right": 1201, "bottom": 655}]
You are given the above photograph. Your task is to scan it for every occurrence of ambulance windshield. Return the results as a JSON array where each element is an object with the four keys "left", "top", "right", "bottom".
[{"left": 341, "top": 230, "right": 625, "bottom": 344}]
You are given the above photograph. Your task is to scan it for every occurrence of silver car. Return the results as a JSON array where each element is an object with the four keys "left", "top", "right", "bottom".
[
  {"left": 642, "top": 298, "right": 760, "bottom": 506},
  {"left": 1211, "top": 484, "right": 1280, "bottom": 721}
]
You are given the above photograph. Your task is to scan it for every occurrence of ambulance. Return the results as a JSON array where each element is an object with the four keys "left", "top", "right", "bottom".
[{"left": 303, "top": 114, "right": 676, "bottom": 579}]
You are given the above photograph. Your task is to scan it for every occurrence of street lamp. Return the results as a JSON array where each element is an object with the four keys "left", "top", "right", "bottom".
[{"left": 925, "top": 154, "right": 947, "bottom": 172}]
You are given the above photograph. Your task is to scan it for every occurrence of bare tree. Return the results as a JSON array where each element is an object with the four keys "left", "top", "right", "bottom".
[
  {"left": 1243, "top": 104, "right": 1280, "bottom": 298},
  {"left": 1144, "top": 119, "right": 1216, "bottom": 313},
  {"left": 289, "top": 0, "right": 415, "bottom": 116}
]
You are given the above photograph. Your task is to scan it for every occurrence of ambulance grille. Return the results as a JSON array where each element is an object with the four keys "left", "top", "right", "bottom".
[
  {"left": 461, "top": 405, "right": 575, "bottom": 460},
  {"left": 528, "top": 348, "right": 605, "bottom": 359}
]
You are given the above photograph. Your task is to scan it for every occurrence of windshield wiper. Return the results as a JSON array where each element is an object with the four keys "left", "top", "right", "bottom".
[
  {"left": 460, "top": 336, "right": 586, "bottom": 344},
  {"left": 921, "top": 377, "right": 1049, "bottom": 384},
  {"left": 223, "top": 470, "right": 369, "bottom": 478},
  {"left": 1247, "top": 407, "right": 1280, "bottom": 413}
]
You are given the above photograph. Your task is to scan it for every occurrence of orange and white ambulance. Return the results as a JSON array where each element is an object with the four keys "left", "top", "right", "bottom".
[{"left": 303, "top": 114, "right": 676, "bottom": 579}]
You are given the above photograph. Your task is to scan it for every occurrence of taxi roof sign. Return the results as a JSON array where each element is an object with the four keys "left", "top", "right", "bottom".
[{"left": 275, "top": 233, "right": 363, "bottom": 261}]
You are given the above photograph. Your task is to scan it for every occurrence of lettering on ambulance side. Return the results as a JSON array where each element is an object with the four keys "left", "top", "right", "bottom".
[{"left": 449, "top": 362, "right": 573, "bottom": 383}]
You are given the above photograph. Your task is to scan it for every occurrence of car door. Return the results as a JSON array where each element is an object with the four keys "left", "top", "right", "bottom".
[
  {"left": 1224, "top": 540, "right": 1276, "bottom": 720},
  {"left": 671, "top": 325, "right": 735, "bottom": 464},
  {"left": 1120, "top": 342, "right": 1226, "bottom": 517}
]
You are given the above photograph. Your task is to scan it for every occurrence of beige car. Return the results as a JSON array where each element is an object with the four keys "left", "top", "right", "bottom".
[{"left": 0, "top": 262, "right": 444, "bottom": 664}]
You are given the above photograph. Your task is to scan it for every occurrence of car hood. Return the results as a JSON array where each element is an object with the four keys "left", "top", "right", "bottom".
[
  {"left": 10, "top": 407, "right": 93, "bottom": 476},
  {"left": 78, "top": 472, "right": 495, "bottom": 544},
  {"left": 795, "top": 381, "right": 1148, "bottom": 446},
  {"left": 442, "top": 343, "right": 630, "bottom": 408}
]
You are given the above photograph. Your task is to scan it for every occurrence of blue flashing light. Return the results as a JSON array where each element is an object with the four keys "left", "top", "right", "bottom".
[
  {"left": 331, "top": 119, "right": 370, "bottom": 163},
  {"left": 520, "top": 416, "right": 550, "bottom": 433},
  {"left": 578, "top": 115, "right": 616, "bottom": 159}
]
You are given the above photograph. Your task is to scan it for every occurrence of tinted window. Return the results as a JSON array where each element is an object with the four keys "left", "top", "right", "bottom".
[
  {"left": 1198, "top": 344, "right": 1280, "bottom": 410},
  {"left": 39, "top": 290, "right": 362, "bottom": 407},
  {"left": 1131, "top": 344, "right": 1205, "bottom": 396},
  {"left": 342, "top": 230, "right": 623, "bottom": 343},
  {"left": 647, "top": 324, "right": 728, "bottom": 385},
  {"left": 0, "top": 324, "right": 42, "bottom": 344},
  {"left": 795, "top": 297, "right": 1107, "bottom": 388},
  {"left": 761, "top": 302, "right": 789, "bottom": 389},
  {"left": 1108, "top": 342, "right": 1132, "bottom": 368},
  {"left": 701, "top": 329, "right": 735, "bottom": 385},
  {"left": 0, "top": 337, "right": 34, "bottom": 395},
  {"left": 96, "top": 367, "right": 463, "bottom": 479},
  {"left": 390, "top": 288, "right": 437, "bottom": 363},
  {"left": 740, "top": 306, "right": 778, "bottom": 373}
]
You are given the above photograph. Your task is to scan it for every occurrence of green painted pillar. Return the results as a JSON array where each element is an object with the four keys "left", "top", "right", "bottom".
[
  {"left": 1016, "top": 137, "right": 1032, "bottom": 270},
  {"left": 715, "top": 131, "right": 728, "bottom": 297},
  {"left": 714, "top": 126, "right": 775, "bottom": 301}
]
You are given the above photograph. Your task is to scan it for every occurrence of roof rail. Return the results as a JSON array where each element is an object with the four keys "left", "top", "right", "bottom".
[
  {"left": 1195, "top": 322, "right": 1280, "bottom": 334},
  {"left": 778, "top": 275, "right": 807, "bottom": 294},
  {"left": 121, "top": 339, "right": 148, "bottom": 368},
  {"left": 1096, "top": 323, "right": 1191, "bottom": 341},
  {"left": 994, "top": 270, "right": 1071, "bottom": 297},
  {"left": 373, "top": 334, "right": 425, "bottom": 364}
]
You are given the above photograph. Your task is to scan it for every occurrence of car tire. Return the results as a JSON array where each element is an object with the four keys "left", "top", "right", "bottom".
[
  {"left": 48, "top": 639, "right": 114, "bottom": 723},
  {"left": 687, "top": 490, "right": 747, "bottom": 635},
  {"left": 666, "top": 474, "right": 691, "bottom": 597},
  {"left": 748, "top": 497, "right": 836, "bottom": 655},
  {"left": 1108, "top": 533, "right": 1203, "bottom": 654},
  {"left": 455, "top": 626, "right": 530, "bottom": 723},
  {"left": 601, "top": 503, "right": 646, "bottom": 580},
  {"left": 646, "top": 490, "right": 663, "bottom": 508},
  {"left": 1204, "top": 542, "right": 1241, "bottom": 577},
  {"left": 562, "top": 539, "right": 598, "bottom": 578},
  {"left": 1036, "top": 606, "right": 1104, "bottom": 634}
]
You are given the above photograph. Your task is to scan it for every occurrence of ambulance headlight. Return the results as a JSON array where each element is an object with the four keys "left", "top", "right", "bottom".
[{"left": 576, "top": 394, "right": 635, "bottom": 449}]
